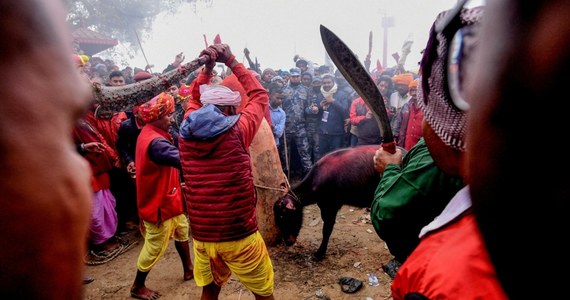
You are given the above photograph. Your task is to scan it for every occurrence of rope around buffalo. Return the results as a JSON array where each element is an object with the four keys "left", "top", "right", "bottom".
[{"left": 253, "top": 172, "right": 301, "bottom": 204}]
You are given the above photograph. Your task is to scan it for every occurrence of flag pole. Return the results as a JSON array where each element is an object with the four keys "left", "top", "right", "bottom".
[{"left": 134, "top": 30, "right": 153, "bottom": 73}]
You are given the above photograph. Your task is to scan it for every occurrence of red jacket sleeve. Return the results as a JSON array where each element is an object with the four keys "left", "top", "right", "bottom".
[
  {"left": 184, "top": 72, "right": 213, "bottom": 118},
  {"left": 232, "top": 63, "right": 269, "bottom": 147},
  {"left": 349, "top": 97, "right": 367, "bottom": 125}
]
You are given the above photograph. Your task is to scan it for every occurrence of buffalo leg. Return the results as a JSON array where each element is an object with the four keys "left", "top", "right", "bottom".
[{"left": 315, "top": 205, "right": 341, "bottom": 260}]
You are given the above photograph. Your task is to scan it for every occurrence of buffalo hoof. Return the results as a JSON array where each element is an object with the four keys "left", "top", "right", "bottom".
[{"left": 313, "top": 252, "right": 326, "bottom": 261}]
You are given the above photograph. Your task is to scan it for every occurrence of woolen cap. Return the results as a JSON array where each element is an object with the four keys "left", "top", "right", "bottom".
[{"left": 417, "top": 6, "right": 484, "bottom": 152}]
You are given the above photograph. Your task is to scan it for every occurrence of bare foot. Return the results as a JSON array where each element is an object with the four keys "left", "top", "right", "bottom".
[
  {"left": 184, "top": 269, "right": 194, "bottom": 281},
  {"left": 130, "top": 286, "right": 161, "bottom": 300}
]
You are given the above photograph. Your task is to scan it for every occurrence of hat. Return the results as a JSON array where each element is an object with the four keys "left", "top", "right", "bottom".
[
  {"left": 271, "top": 76, "right": 284, "bottom": 83},
  {"left": 80, "top": 55, "right": 89, "bottom": 65},
  {"left": 321, "top": 73, "right": 335, "bottom": 81},
  {"left": 392, "top": 73, "right": 414, "bottom": 86},
  {"left": 417, "top": 6, "right": 484, "bottom": 152},
  {"left": 95, "top": 63, "right": 107, "bottom": 70},
  {"left": 134, "top": 71, "right": 152, "bottom": 82},
  {"left": 318, "top": 65, "right": 332, "bottom": 73},
  {"left": 409, "top": 79, "right": 419, "bottom": 89},
  {"left": 289, "top": 67, "right": 301, "bottom": 76},
  {"left": 296, "top": 58, "right": 308, "bottom": 67},
  {"left": 262, "top": 68, "right": 277, "bottom": 76},
  {"left": 138, "top": 92, "right": 175, "bottom": 124},
  {"left": 178, "top": 84, "right": 192, "bottom": 100},
  {"left": 199, "top": 84, "right": 241, "bottom": 106}
]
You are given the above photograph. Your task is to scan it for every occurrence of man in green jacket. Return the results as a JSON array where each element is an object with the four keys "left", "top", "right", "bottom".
[{"left": 371, "top": 136, "right": 464, "bottom": 274}]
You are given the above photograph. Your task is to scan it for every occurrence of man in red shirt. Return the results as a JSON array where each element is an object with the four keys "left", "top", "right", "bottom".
[{"left": 131, "top": 92, "right": 193, "bottom": 300}]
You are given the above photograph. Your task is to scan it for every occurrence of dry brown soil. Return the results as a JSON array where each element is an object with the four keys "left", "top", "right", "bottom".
[{"left": 83, "top": 205, "right": 395, "bottom": 300}]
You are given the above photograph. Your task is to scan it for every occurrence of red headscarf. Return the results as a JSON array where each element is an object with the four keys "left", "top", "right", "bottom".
[{"left": 138, "top": 92, "right": 174, "bottom": 124}]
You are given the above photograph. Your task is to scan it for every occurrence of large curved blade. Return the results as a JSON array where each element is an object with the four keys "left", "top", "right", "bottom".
[{"left": 320, "top": 25, "right": 395, "bottom": 152}]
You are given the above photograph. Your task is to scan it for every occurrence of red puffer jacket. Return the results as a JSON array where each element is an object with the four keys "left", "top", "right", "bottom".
[{"left": 179, "top": 125, "right": 258, "bottom": 242}]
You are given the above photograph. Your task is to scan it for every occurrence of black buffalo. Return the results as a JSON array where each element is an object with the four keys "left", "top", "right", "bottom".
[{"left": 274, "top": 145, "right": 384, "bottom": 260}]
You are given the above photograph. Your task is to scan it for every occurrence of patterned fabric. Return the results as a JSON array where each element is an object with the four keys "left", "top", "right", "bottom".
[
  {"left": 138, "top": 92, "right": 175, "bottom": 124},
  {"left": 417, "top": 6, "right": 484, "bottom": 151},
  {"left": 282, "top": 82, "right": 312, "bottom": 173}
]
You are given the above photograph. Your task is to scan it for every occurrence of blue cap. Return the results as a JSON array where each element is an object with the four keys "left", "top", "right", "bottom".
[{"left": 289, "top": 67, "right": 301, "bottom": 76}]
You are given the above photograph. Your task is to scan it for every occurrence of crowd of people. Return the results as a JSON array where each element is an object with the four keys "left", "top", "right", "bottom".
[
  {"left": 68, "top": 24, "right": 453, "bottom": 297},
  {"left": 78, "top": 46, "right": 423, "bottom": 178},
  {"left": 2, "top": 0, "right": 567, "bottom": 299},
  {"left": 68, "top": 9, "right": 489, "bottom": 297}
]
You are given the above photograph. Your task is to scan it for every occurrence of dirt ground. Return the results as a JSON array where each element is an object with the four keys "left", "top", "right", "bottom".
[{"left": 83, "top": 204, "right": 395, "bottom": 300}]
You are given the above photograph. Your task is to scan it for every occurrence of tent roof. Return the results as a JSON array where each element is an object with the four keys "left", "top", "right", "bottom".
[{"left": 72, "top": 27, "right": 118, "bottom": 56}]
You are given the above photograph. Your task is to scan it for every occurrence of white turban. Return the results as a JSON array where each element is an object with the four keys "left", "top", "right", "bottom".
[{"left": 199, "top": 84, "right": 241, "bottom": 106}]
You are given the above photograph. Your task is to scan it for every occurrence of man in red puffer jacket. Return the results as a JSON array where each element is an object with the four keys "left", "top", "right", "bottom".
[{"left": 179, "top": 44, "right": 274, "bottom": 300}]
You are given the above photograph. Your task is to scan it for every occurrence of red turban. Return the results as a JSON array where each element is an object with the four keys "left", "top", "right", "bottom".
[
  {"left": 178, "top": 84, "right": 192, "bottom": 100},
  {"left": 138, "top": 92, "right": 174, "bottom": 124}
]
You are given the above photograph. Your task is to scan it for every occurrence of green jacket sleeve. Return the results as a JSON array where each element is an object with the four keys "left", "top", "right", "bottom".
[{"left": 370, "top": 138, "right": 464, "bottom": 261}]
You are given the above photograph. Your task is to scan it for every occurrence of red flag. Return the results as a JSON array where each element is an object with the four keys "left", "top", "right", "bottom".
[{"left": 213, "top": 34, "right": 222, "bottom": 45}]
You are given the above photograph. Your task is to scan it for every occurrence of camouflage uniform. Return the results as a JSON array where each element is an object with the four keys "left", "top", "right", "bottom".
[
  {"left": 281, "top": 83, "right": 312, "bottom": 175},
  {"left": 305, "top": 89, "right": 321, "bottom": 163}
]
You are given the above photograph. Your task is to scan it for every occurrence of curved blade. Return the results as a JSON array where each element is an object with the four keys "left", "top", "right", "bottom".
[{"left": 320, "top": 25, "right": 395, "bottom": 150}]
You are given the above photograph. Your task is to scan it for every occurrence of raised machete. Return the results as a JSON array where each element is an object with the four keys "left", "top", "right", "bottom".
[{"left": 320, "top": 24, "right": 396, "bottom": 153}]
